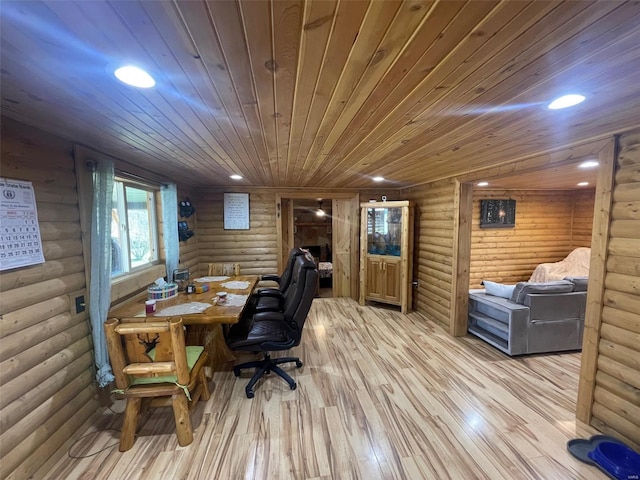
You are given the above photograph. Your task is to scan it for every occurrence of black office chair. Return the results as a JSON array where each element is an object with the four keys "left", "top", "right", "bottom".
[
  {"left": 253, "top": 247, "right": 306, "bottom": 312},
  {"left": 255, "top": 247, "right": 304, "bottom": 294},
  {"left": 226, "top": 252, "right": 318, "bottom": 398}
]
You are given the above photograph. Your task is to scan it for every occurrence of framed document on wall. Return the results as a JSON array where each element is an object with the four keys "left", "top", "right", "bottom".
[{"left": 223, "top": 193, "right": 250, "bottom": 230}]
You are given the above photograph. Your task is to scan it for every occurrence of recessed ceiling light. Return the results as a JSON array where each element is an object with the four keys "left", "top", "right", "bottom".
[
  {"left": 373, "top": 176, "right": 385, "bottom": 182},
  {"left": 547, "top": 94, "right": 586, "bottom": 110},
  {"left": 579, "top": 160, "right": 599, "bottom": 169},
  {"left": 229, "top": 174, "right": 243, "bottom": 180},
  {"left": 477, "top": 181, "right": 489, "bottom": 187},
  {"left": 114, "top": 65, "right": 155, "bottom": 88},
  {"left": 577, "top": 181, "right": 589, "bottom": 186}
]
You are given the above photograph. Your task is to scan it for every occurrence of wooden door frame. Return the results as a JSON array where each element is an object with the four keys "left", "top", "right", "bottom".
[
  {"left": 576, "top": 137, "right": 617, "bottom": 422},
  {"left": 452, "top": 138, "right": 613, "bottom": 337},
  {"left": 276, "top": 192, "right": 359, "bottom": 298}
]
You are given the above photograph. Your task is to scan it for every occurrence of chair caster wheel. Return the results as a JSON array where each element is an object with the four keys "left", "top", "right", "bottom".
[
  {"left": 246, "top": 389, "right": 254, "bottom": 399},
  {"left": 295, "top": 360, "right": 303, "bottom": 368},
  {"left": 290, "top": 382, "right": 297, "bottom": 391}
]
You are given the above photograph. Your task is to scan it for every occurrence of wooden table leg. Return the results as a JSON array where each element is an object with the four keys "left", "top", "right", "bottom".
[{"left": 185, "top": 325, "right": 236, "bottom": 377}]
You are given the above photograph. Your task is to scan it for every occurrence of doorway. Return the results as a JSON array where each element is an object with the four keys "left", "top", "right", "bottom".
[
  {"left": 293, "top": 198, "right": 333, "bottom": 297},
  {"left": 276, "top": 193, "right": 360, "bottom": 300},
  {"left": 453, "top": 153, "right": 602, "bottom": 335}
]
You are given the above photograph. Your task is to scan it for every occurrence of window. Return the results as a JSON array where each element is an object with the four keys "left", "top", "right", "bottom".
[{"left": 110, "top": 178, "right": 158, "bottom": 277}]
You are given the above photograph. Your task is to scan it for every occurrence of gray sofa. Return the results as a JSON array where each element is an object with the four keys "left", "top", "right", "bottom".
[{"left": 468, "top": 278, "right": 587, "bottom": 356}]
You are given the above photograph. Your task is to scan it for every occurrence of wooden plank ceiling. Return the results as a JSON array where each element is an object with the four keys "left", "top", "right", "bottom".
[{"left": 1, "top": 0, "right": 639, "bottom": 189}]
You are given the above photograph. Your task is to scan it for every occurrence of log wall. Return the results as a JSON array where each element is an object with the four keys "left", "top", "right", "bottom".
[
  {"left": 195, "top": 188, "right": 377, "bottom": 279},
  {"left": 403, "top": 179, "right": 457, "bottom": 329},
  {"left": 469, "top": 189, "right": 595, "bottom": 288},
  {"left": 0, "top": 122, "right": 98, "bottom": 479},
  {"left": 585, "top": 133, "right": 640, "bottom": 449},
  {"left": 195, "top": 188, "right": 278, "bottom": 277},
  {"left": 571, "top": 189, "right": 596, "bottom": 248},
  {"left": 0, "top": 120, "right": 197, "bottom": 479}
]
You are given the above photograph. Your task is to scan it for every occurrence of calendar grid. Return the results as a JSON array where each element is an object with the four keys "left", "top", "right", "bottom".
[{"left": 0, "top": 178, "right": 45, "bottom": 271}]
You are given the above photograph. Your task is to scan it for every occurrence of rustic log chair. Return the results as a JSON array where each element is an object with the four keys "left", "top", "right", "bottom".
[
  {"left": 207, "top": 262, "right": 240, "bottom": 276},
  {"left": 104, "top": 317, "right": 210, "bottom": 451}
]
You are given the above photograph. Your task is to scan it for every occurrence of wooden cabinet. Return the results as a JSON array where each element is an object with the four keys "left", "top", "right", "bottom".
[
  {"left": 365, "top": 255, "right": 401, "bottom": 303},
  {"left": 359, "top": 201, "right": 413, "bottom": 313}
]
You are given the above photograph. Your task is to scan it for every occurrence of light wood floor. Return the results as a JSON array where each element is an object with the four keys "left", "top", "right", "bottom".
[{"left": 44, "top": 298, "right": 605, "bottom": 479}]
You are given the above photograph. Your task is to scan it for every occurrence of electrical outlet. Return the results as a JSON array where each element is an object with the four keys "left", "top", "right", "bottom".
[{"left": 75, "top": 295, "right": 85, "bottom": 314}]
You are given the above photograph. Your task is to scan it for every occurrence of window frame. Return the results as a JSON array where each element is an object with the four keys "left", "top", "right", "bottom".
[{"left": 110, "top": 175, "right": 160, "bottom": 280}]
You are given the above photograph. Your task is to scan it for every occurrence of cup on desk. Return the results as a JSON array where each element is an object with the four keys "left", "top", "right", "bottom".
[
  {"left": 145, "top": 299, "right": 156, "bottom": 314},
  {"left": 216, "top": 291, "right": 227, "bottom": 305}
]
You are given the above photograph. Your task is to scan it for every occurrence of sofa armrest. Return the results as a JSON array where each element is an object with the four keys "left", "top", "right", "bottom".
[{"left": 468, "top": 291, "right": 530, "bottom": 355}]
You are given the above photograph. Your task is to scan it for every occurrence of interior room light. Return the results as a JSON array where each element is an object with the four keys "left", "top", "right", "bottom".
[
  {"left": 316, "top": 201, "right": 325, "bottom": 217},
  {"left": 477, "top": 181, "right": 489, "bottom": 187},
  {"left": 547, "top": 94, "right": 585, "bottom": 110},
  {"left": 373, "top": 176, "right": 385, "bottom": 182},
  {"left": 114, "top": 65, "right": 155, "bottom": 88},
  {"left": 577, "top": 182, "right": 589, "bottom": 186},
  {"left": 229, "top": 174, "right": 243, "bottom": 180},
  {"left": 579, "top": 160, "right": 599, "bottom": 169}
]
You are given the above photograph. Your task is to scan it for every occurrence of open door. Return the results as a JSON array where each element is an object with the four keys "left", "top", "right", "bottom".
[{"left": 332, "top": 195, "right": 359, "bottom": 300}]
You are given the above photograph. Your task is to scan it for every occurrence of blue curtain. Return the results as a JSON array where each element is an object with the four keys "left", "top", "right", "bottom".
[
  {"left": 161, "top": 183, "right": 179, "bottom": 282},
  {"left": 90, "top": 159, "right": 115, "bottom": 387}
]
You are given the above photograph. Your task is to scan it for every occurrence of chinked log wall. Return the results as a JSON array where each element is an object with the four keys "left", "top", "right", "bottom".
[
  {"left": 0, "top": 123, "right": 97, "bottom": 480},
  {"left": 469, "top": 189, "right": 595, "bottom": 288},
  {"left": 403, "top": 179, "right": 457, "bottom": 330},
  {"left": 581, "top": 132, "right": 640, "bottom": 449}
]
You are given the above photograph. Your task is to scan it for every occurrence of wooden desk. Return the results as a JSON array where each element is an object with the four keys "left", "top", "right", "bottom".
[{"left": 109, "top": 275, "right": 259, "bottom": 373}]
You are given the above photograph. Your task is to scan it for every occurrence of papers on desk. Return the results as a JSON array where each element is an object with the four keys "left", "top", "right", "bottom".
[
  {"left": 214, "top": 294, "right": 248, "bottom": 307},
  {"left": 220, "top": 280, "right": 250, "bottom": 290},
  {"left": 155, "top": 302, "right": 212, "bottom": 316},
  {"left": 193, "top": 276, "right": 229, "bottom": 282}
]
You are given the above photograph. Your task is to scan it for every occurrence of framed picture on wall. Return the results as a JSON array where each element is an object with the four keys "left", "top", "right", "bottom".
[
  {"left": 223, "top": 193, "right": 250, "bottom": 230},
  {"left": 480, "top": 199, "right": 516, "bottom": 228}
]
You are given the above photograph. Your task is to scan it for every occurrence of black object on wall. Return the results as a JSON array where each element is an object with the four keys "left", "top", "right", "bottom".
[
  {"left": 179, "top": 198, "right": 195, "bottom": 218},
  {"left": 480, "top": 199, "right": 516, "bottom": 228},
  {"left": 178, "top": 221, "right": 194, "bottom": 241}
]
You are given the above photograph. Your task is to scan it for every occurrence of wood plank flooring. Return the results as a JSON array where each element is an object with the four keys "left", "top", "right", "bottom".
[{"left": 44, "top": 298, "right": 606, "bottom": 479}]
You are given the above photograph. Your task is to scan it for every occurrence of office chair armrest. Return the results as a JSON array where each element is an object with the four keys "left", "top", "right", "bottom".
[
  {"left": 256, "top": 288, "right": 283, "bottom": 298},
  {"left": 253, "top": 311, "right": 285, "bottom": 323},
  {"left": 261, "top": 274, "right": 281, "bottom": 282}
]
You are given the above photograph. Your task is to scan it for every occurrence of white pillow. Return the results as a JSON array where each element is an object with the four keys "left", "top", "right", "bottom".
[{"left": 483, "top": 280, "right": 515, "bottom": 299}]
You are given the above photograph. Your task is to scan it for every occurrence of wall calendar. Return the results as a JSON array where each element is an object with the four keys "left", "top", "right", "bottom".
[{"left": 0, "top": 178, "right": 45, "bottom": 271}]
